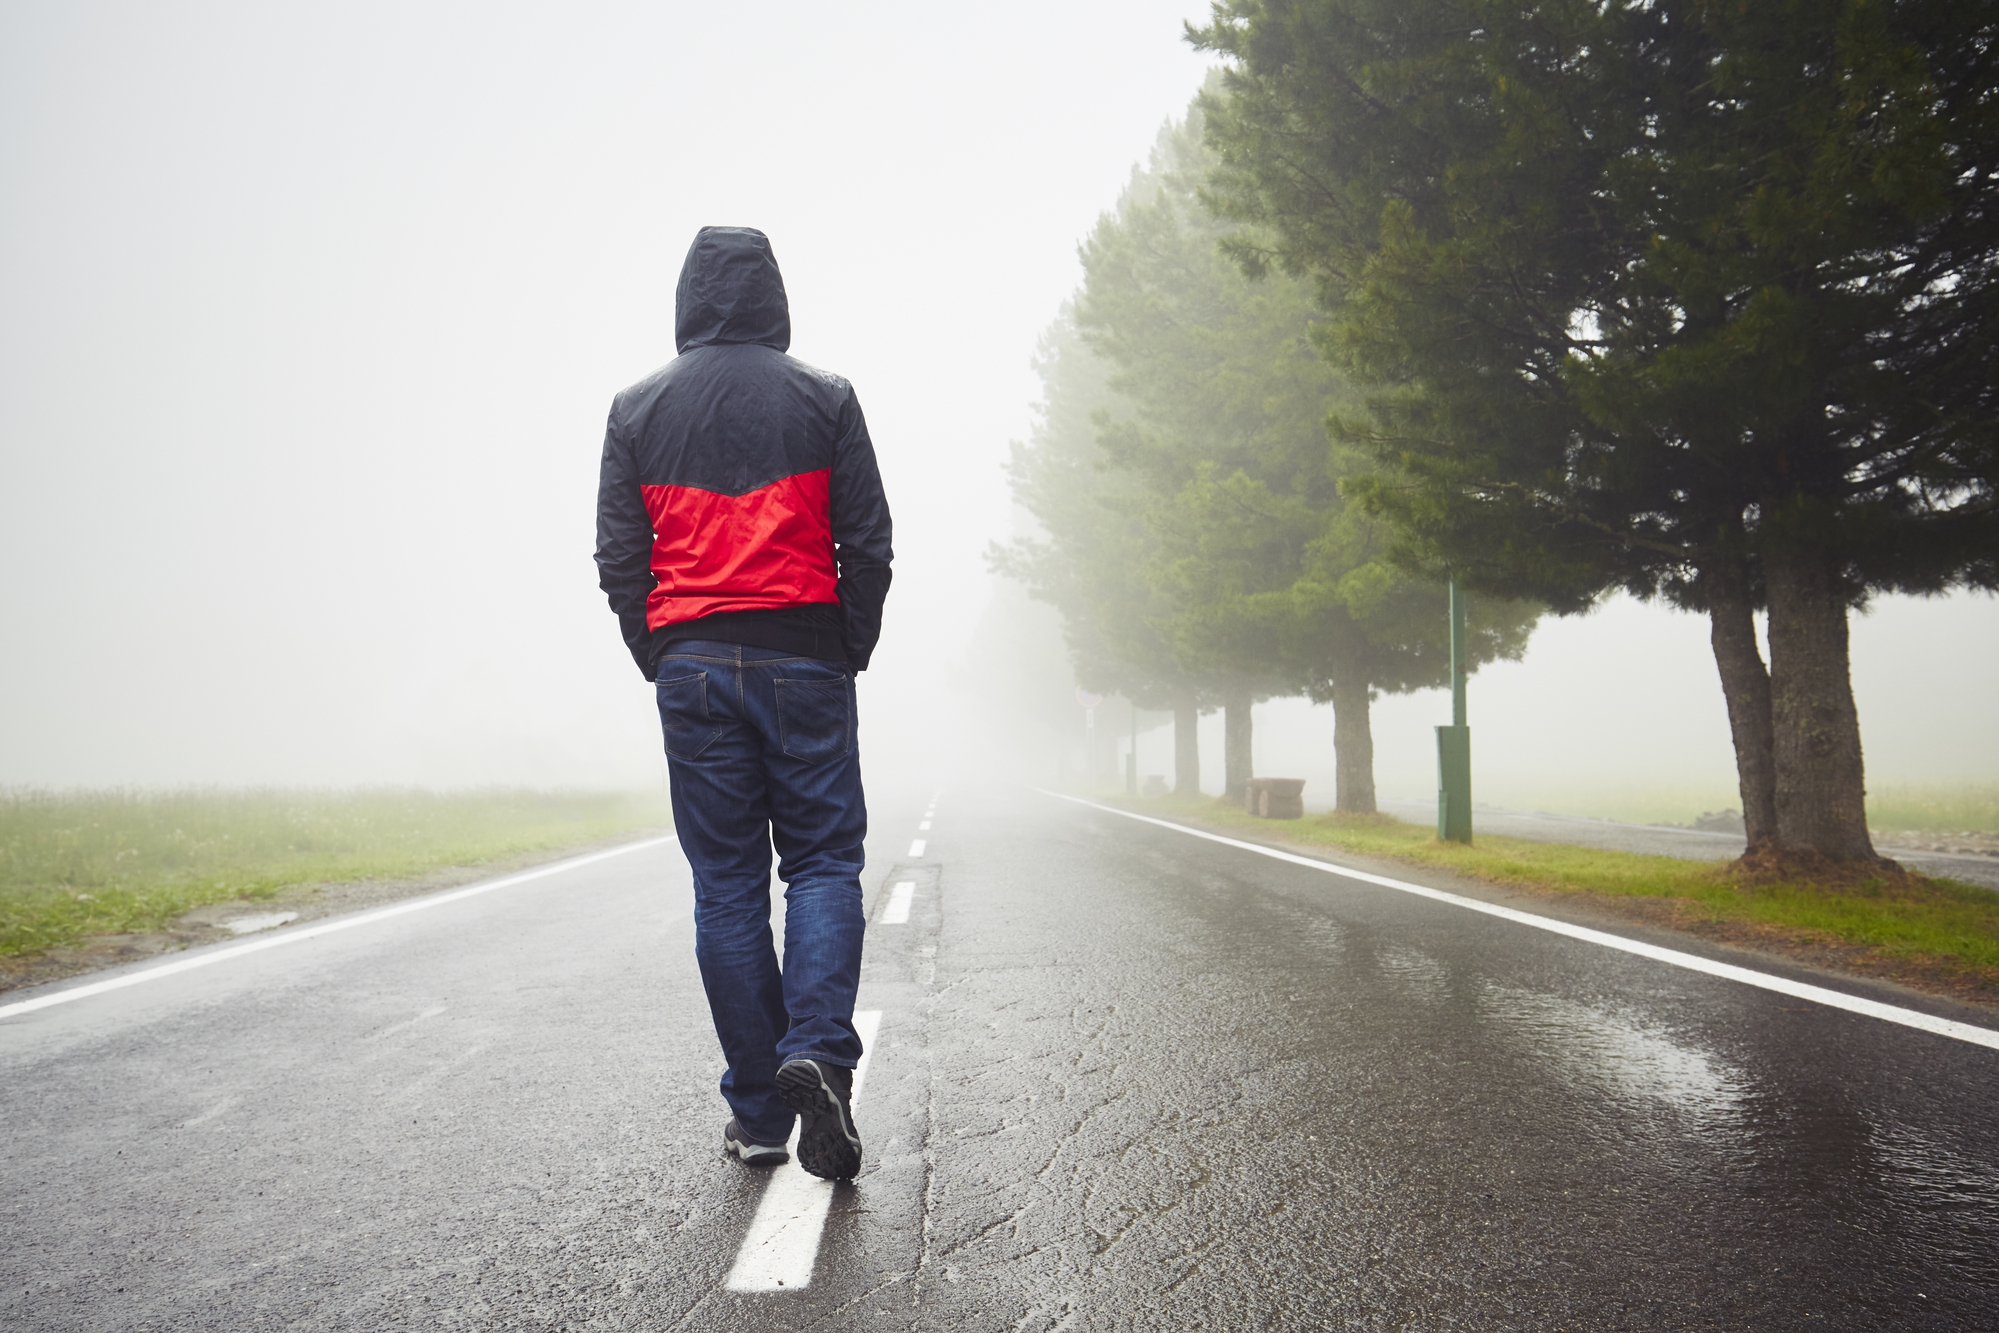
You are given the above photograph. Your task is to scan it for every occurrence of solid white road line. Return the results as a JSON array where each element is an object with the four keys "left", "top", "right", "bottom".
[
  {"left": 0, "top": 835, "right": 680, "bottom": 1022},
  {"left": 726, "top": 1009, "right": 883, "bottom": 1293},
  {"left": 1049, "top": 793, "right": 1999, "bottom": 1052},
  {"left": 908, "top": 839, "right": 926, "bottom": 858},
  {"left": 880, "top": 881, "right": 915, "bottom": 925}
]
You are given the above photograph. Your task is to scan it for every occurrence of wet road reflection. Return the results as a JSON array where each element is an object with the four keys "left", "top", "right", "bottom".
[
  {"left": 1477, "top": 982, "right": 1748, "bottom": 1117},
  {"left": 903, "top": 791, "right": 1999, "bottom": 1330}
]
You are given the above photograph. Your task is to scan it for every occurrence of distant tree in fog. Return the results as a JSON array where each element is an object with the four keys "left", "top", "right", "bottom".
[
  {"left": 1194, "top": 0, "right": 1999, "bottom": 862},
  {"left": 1070, "top": 105, "right": 1537, "bottom": 811},
  {"left": 992, "top": 316, "right": 1221, "bottom": 795}
]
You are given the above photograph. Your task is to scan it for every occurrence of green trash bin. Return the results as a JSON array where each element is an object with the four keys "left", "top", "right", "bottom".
[{"left": 1436, "top": 724, "right": 1471, "bottom": 844}]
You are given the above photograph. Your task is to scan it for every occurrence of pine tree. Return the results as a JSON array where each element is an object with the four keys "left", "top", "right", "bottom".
[
  {"left": 1074, "top": 104, "right": 1538, "bottom": 811},
  {"left": 1194, "top": 0, "right": 1999, "bottom": 859}
]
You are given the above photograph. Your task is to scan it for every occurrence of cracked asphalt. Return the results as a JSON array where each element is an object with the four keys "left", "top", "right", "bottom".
[{"left": 4, "top": 784, "right": 1997, "bottom": 1330}]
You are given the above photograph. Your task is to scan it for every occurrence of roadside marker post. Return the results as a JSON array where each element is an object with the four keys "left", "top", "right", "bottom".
[
  {"left": 1076, "top": 686, "right": 1103, "bottom": 786},
  {"left": 1126, "top": 698, "right": 1139, "bottom": 796}
]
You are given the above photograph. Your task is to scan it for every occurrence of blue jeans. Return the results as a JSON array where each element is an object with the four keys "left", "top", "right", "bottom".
[{"left": 656, "top": 641, "right": 868, "bottom": 1144}]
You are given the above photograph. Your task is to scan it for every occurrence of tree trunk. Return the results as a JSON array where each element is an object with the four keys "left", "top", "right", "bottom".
[
  {"left": 1764, "top": 545, "right": 1878, "bottom": 861},
  {"left": 1223, "top": 683, "right": 1253, "bottom": 800},
  {"left": 1328, "top": 673, "right": 1377, "bottom": 814},
  {"left": 1705, "top": 566, "right": 1779, "bottom": 854},
  {"left": 1173, "top": 691, "right": 1200, "bottom": 797}
]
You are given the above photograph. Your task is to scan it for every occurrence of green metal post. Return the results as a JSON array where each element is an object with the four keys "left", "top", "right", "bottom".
[
  {"left": 1450, "top": 576, "right": 1467, "bottom": 728},
  {"left": 1437, "top": 577, "right": 1473, "bottom": 843}
]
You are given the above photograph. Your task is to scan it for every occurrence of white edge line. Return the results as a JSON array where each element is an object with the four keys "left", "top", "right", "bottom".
[
  {"left": 0, "top": 834, "right": 680, "bottom": 1021},
  {"left": 1042, "top": 792, "right": 1999, "bottom": 1052}
]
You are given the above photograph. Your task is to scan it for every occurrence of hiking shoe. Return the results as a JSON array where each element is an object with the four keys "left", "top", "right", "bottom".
[
  {"left": 722, "top": 1118, "right": 790, "bottom": 1167},
  {"left": 775, "top": 1058, "right": 861, "bottom": 1180}
]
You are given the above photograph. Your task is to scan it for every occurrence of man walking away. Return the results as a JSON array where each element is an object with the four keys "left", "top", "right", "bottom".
[{"left": 594, "top": 226, "right": 893, "bottom": 1180}]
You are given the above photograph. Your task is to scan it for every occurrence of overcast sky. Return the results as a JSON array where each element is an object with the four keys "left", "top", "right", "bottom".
[{"left": 3, "top": 1, "right": 1993, "bottom": 806}]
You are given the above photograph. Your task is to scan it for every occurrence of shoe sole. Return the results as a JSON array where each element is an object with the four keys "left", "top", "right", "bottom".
[{"left": 775, "top": 1061, "right": 862, "bottom": 1180}]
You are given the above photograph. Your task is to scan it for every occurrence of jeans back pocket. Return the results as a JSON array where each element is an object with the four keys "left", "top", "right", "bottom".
[
  {"left": 656, "top": 672, "right": 723, "bottom": 760},
  {"left": 774, "top": 675, "right": 853, "bottom": 764}
]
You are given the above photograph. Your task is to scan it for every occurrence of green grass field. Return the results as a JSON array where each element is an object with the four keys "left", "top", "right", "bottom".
[
  {"left": 0, "top": 787, "right": 669, "bottom": 959},
  {"left": 1866, "top": 783, "right": 1999, "bottom": 834},
  {"left": 1144, "top": 798, "right": 1999, "bottom": 978},
  {"left": 1465, "top": 780, "right": 1998, "bottom": 833},
  {"left": 1471, "top": 782, "right": 1744, "bottom": 828}
]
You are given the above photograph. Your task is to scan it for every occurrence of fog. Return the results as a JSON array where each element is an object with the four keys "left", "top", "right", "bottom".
[
  {"left": 1206, "top": 590, "right": 1999, "bottom": 822},
  {"left": 3, "top": 2, "right": 1994, "bottom": 809}
]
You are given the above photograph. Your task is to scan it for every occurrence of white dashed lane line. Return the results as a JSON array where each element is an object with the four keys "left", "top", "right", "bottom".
[
  {"left": 729, "top": 800, "right": 932, "bottom": 1288},
  {"left": 725, "top": 1010, "right": 883, "bottom": 1292},
  {"left": 880, "top": 881, "right": 914, "bottom": 925}
]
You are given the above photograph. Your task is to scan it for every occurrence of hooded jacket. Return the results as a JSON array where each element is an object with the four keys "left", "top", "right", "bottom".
[{"left": 595, "top": 227, "right": 893, "bottom": 676}]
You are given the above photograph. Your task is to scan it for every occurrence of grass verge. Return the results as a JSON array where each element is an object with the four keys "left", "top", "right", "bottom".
[
  {"left": 1126, "top": 796, "right": 1999, "bottom": 992},
  {"left": 0, "top": 787, "right": 669, "bottom": 959}
]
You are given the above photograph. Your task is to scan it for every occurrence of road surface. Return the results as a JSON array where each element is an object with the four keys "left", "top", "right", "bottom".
[{"left": 4, "top": 785, "right": 1996, "bottom": 1330}]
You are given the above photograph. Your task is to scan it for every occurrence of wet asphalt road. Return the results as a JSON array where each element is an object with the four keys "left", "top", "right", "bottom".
[
  {"left": 1373, "top": 799, "right": 1999, "bottom": 893},
  {"left": 4, "top": 785, "right": 1997, "bottom": 1331}
]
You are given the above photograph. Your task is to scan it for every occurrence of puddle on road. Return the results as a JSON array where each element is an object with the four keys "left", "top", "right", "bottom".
[
  {"left": 1474, "top": 979, "right": 1999, "bottom": 1292},
  {"left": 1478, "top": 982, "right": 1747, "bottom": 1119},
  {"left": 1361, "top": 937, "right": 1746, "bottom": 1128},
  {"left": 221, "top": 911, "right": 299, "bottom": 935},
  {"left": 1349, "top": 936, "right": 1999, "bottom": 1307}
]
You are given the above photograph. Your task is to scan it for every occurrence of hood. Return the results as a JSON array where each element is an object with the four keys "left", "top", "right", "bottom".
[{"left": 674, "top": 226, "right": 791, "bottom": 354}]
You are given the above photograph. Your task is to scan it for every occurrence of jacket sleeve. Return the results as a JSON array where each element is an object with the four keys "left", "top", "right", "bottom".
[
  {"left": 829, "top": 387, "right": 893, "bottom": 671},
  {"left": 594, "top": 408, "right": 659, "bottom": 680}
]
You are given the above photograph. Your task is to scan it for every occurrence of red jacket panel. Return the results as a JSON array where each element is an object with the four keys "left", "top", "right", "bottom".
[{"left": 641, "top": 469, "right": 838, "bottom": 628}]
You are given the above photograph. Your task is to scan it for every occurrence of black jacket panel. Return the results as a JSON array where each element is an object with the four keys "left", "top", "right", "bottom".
[{"left": 594, "top": 227, "right": 893, "bottom": 677}]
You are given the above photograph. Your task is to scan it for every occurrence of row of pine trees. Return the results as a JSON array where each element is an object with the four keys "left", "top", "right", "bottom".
[{"left": 998, "top": 1, "right": 1998, "bottom": 868}]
